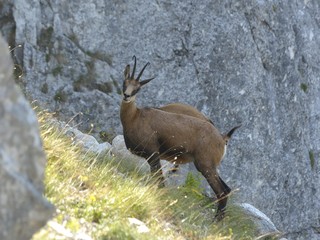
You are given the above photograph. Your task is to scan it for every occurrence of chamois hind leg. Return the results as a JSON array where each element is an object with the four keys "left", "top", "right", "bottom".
[
  {"left": 219, "top": 176, "right": 231, "bottom": 194},
  {"left": 169, "top": 163, "right": 180, "bottom": 173},
  {"left": 147, "top": 152, "right": 165, "bottom": 187},
  {"left": 194, "top": 161, "right": 229, "bottom": 221}
]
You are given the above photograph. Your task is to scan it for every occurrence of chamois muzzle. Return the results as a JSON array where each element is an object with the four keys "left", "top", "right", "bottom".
[{"left": 123, "top": 93, "right": 131, "bottom": 101}]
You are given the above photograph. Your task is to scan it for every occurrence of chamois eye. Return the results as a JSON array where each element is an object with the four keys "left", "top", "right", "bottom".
[{"left": 131, "top": 89, "right": 139, "bottom": 96}]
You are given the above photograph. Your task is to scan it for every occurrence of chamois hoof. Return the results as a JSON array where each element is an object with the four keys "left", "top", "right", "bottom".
[
  {"left": 169, "top": 164, "right": 179, "bottom": 174},
  {"left": 169, "top": 167, "right": 179, "bottom": 174},
  {"left": 155, "top": 176, "right": 165, "bottom": 188},
  {"left": 158, "top": 182, "right": 165, "bottom": 188},
  {"left": 214, "top": 210, "right": 226, "bottom": 222}
]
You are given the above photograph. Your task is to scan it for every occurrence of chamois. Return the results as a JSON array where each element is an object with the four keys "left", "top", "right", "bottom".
[{"left": 120, "top": 56, "right": 240, "bottom": 220}]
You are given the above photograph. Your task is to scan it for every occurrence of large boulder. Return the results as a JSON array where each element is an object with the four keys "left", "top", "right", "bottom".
[
  {"left": 237, "top": 203, "right": 281, "bottom": 238},
  {"left": 0, "top": 35, "right": 53, "bottom": 240},
  {"left": 111, "top": 135, "right": 150, "bottom": 174},
  {"left": 1, "top": 0, "right": 320, "bottom": 238}
]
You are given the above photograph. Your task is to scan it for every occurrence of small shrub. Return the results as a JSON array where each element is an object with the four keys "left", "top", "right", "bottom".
[
  {"left": 38, "top": 26, "right": 54, "bottom": 49},
  {"left": 300, "top": 83, "right": 308, "bottom": 93},
  {"left": 52, "top": 66, "right": 63, "bottom": 76},
  {"left": 53, "top": 89, "right": 67, "bottom": 102},
  {"left": 41, "top": 83, "right": 48, "bottom": 94}
]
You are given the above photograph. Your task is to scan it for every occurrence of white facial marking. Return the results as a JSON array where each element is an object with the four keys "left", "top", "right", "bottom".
[
  {"left": 124, "top": 85, "right": 135, "bottom": 96},
  {"left": 222, "top": 144, "right": 227, "bottom": 159}
]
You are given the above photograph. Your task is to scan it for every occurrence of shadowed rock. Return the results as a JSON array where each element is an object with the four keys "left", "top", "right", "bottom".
[{"left": 0, "top": 34, "right": 54, "bottom": 240}]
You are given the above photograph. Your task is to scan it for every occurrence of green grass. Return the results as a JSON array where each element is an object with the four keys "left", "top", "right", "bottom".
[
  {"left": 300, "top": 83, "right": 308, "bottom": 93},
  {"left": 32, "top": 111, "right": 259, "bottom": 240},
  {"left": 309, "top": 150, "right": 315, "bottom": 170}
]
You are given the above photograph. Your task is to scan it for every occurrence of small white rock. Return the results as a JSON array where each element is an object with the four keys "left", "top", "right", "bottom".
[
  {"left": 239, "top": 89, "right": 246, "bottom": 95},
  {"left": 47, "top": 221, "right": 73, "bottom": 238},
  {"left": 237, "top": 203, "right": 281, "bottom": 237},
  {"left": 63, "top": 125, "right": 112, "bottom": 155},
  {"left": 128, "top": 217, "right": 150, "bottom": 233},
  {"left": 111, "top": 135, "right": 150, "bottom": 173}
]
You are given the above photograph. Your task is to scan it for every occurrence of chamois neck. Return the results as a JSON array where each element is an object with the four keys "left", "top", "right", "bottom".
[{"left": 120, "top": 100, "right": 139, "bottom": 126}]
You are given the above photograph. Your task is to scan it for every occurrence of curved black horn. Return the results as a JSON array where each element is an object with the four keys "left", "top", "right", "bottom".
[
  {"left": 136, "top": 62, "right": 150, "bottom": 81},
  {"left": 131, "top": 55, "right": 137, "bottom": 79}
]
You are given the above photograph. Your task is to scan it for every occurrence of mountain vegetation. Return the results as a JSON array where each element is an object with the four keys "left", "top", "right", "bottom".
[{"left": 32, "top": 111, "right": 259, "bottom": 240}]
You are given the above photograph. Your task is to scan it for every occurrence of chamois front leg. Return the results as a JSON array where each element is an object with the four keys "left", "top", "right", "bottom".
[
  {"left": 194, "top": 161, "right": 230, "bottom": 221},
  {"left": 214, "top": 176, "right": 231, "bottom": 222},
  {"left": 147, "top": 152, "right": 165, "bottom": 187}
]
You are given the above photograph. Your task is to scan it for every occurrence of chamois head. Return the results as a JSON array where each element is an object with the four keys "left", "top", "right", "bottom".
[{"left": 122, "top": 56, "right": 155, "bottom": 102}]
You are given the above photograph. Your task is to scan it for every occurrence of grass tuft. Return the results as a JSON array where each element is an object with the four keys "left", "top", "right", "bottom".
[{"left": 309, "top": 150, "right": 315, "bottom": 170}]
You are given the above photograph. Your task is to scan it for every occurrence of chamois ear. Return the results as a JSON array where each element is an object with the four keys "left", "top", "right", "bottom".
[
  {"left": 140, "top": 77, "right": 155, "bottom": 87},
  {"left": 124, "top": 65, "right": 131, "bottom": 79}
]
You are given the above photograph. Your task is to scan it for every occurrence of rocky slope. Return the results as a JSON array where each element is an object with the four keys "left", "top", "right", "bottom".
[
  {"left": 1, "top": 1, "right": 319, "bottom": 239},
  {"left": 0, "top": 34, "right": 53, "bottom": 240}
]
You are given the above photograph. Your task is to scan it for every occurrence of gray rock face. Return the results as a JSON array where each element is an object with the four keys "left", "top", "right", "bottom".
[
  {"left": 0, "top": 1, "right": 15, "bottom": 45},
  {"left": 111, "top": 135, "right": 150, "bottom": 174},
  {"left": 0, "top": 35, "right": 53, "bottom": 240},
  {"left": 1, "top": 0, "right": 320, "bottom": 238}
]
